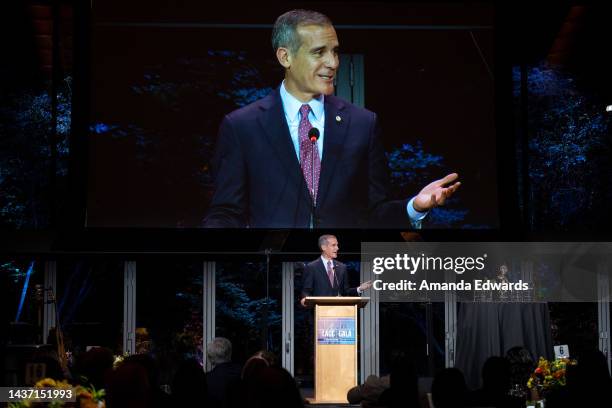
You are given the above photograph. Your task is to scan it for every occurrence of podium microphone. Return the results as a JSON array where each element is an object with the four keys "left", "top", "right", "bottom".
[
  {"left": 308, "top": 127, "right": 320, "bottom": 143},
  {"left": 332, "top": 262, "right": 341, "bottom": 297},
  {"left": 308, "top": 127, "right": 320, "bottom": 229}
]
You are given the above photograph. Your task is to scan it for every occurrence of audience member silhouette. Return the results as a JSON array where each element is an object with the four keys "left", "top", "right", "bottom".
[
  {"left": 249, "top": 366, "right": 304, "bottom": 408},
  {"left": 347, "top": 373, "right": 390, "bottom": 408},
  {"left": 72, "top": 346, "right": 114, "bottom": 390},
  {"left": 206, "top": 337, "right": 242, "bottom": 408},
  {"left": 431, "top": 368, "right": 469, "bottom": 408},
  {"left": 226, "top": 350, "right": 282, "bottom": 408},
  {"left": 172, "top": 358, "right": 208, "bottom": 407},
  {"left": 121, "top": 354, "right": 172, "bottom": 408},
  {"left": 241, "top": 353, "right": 272, "bottom": 381},
  {"left": 547, "top": 349, "right": 611, "bottom": 408},
  {"left": 106, "top": 361, "right": 151, "bottom": 408},
  {"left": 251, "top": 349, "right": 278, "bottom": 366},
  {"left": 469, "top": 356, "right": 522, "bottom": 408},
  {"left": 378, "top": 353, "right": 419, "bottom": 408}
]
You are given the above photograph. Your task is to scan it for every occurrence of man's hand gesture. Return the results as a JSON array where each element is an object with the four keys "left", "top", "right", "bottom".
[
  {"left": 358, "top": 280, "right": 373, "bottom": 292},
  {"left": 413, "top": 173, "right": 461, "bottom": 212}
]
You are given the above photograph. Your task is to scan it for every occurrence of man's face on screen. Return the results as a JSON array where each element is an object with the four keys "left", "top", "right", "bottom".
[
  {"left": 321, "top": 237, "right": 339, "bottom": 259},
  {"left": 285, "top": 24, "right": 339, "bottom": 101}
]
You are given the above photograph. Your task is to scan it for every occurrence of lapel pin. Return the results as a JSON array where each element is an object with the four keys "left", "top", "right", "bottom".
[{"left": 335, "top": 115, "right": 342, "bottom": 123}]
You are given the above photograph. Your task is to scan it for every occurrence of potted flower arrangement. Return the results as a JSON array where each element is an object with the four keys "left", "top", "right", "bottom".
[{"left": 527, "top": 357, "right": 577, "bottom": 403}]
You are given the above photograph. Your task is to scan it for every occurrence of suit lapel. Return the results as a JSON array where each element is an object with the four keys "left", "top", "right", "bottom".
[
  {"left": 257, "top": 89, "right": 300, "bottom": 176},
  {"left": 257, "top": 89, "right": 312, "bottom": 206},
  {"left": 318, "top": 258, "right": 334, "bottom": 290},
  {"left": 318, "top": 96, "right": 350, "bottom": 209}
]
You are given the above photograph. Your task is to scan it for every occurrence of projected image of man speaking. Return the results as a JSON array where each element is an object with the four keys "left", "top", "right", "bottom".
[{"left": 204, "top": 9, "right": 461, "bottom": 228}]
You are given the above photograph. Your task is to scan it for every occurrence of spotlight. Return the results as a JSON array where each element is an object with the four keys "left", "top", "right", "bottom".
[{"left": 606, "top": 105, "right": 612, "bottom": 112}]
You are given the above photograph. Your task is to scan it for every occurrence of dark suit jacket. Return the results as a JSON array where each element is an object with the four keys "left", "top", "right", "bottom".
[
  {"left": 206, "top": 361, "right": 242, "bottom": 408},
  {"left": 301, "top": 258, "right": 358, "bottom": 298},
  {"left": 204, "top": 87, "right": 409, "bottom": 228}
]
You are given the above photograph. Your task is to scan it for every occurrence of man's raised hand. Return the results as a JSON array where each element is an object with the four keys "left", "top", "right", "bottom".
[
  {"left": 358, "top": 280, "right": 373, "bottom": 292},
  {"left": 413, "top": 173, "right": 461, "bottom": 212}
]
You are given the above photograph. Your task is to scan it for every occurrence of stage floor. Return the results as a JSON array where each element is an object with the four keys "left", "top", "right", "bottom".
[{"left": 301, "top": 388, "right": 359, "bottom": 407}]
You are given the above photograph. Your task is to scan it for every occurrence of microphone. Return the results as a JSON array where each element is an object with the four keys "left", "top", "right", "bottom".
[
  {"left": 333, "top": 262, "right": 341, "bottom": 296},
  {"left": 308, "top": 127, "right": 320, "bottom": 229},
  {"left": 308, "top": 127, "right": 320, "bottom": 143}
]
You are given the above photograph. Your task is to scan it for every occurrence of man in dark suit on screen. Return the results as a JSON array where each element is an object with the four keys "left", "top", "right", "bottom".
[
  {"left": 300, "top": 234, "right": 372, "bottom": 305},
  {"left": 204, "top": 9, "right": 460, "bottom": 228}
]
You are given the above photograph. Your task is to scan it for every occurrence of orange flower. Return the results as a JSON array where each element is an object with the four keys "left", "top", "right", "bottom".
[
  {"left": 81, "top": 400, "right": 104, "bottom": 408},
  {"left": 78, "top": 390, "right": 93, "bottom": 399}
]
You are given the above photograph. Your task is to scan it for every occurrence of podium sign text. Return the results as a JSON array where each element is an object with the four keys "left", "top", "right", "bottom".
[{"left": 317, "top": 317, "right": 356, "bottom": 345}]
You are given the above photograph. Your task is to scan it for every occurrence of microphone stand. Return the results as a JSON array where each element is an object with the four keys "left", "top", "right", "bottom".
[
  {"left": 311, "top": 136, "right": 317, "bottom": 229},
  {"left": 263, "top": 248, "right": 271, "bottom": 351},
  {"left": 333, "top": 264, "right": 341, "bottom": 296}
]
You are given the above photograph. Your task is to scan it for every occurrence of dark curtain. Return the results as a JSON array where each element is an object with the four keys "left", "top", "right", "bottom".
[{"left": 456, "top": 303, "right": 553, "bottom": 389}]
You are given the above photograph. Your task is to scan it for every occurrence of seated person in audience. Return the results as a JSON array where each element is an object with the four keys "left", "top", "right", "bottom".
[
  {"left": 250, "top": 366, "right": 304, "bottom": 408},
  {"left": 106, "top": 361, "right": 151, "bottom": 408},
  {"left": 546, "top": 349, "right": 611, "bottom": 408},
  {"left": 378, "top": 353, "right": 419, "bottom": 408},
  {"left": 228, "top": 351, "right": 276, "bottom": 407},
  {"left": 205, "top": 337, "right": 242, "bottom": 407},
  {"left": 468, "top": 356, "right": 522, "bottom": 408},
  {"left": 431, "top": 368, "right": 469, "bottom": 408},
  {"left": 72, "top": 346, "right": 114, "bottom": 390},
  {"left": 347, "top": 373, "right": 390, "bottom": 408},
  {"left": 121, "top": 354, "right": 172, "bottom": 408},
  {"left": 172, "top": 358, "right": 208, "bottom": 407}
]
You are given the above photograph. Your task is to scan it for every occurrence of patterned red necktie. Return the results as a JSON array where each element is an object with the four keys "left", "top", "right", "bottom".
[
  {"left": 298, "top": 104, "right": 321, "bottom": 203},
  {"left": 327, "top": 260, "right": 335, "bottom": 287}
]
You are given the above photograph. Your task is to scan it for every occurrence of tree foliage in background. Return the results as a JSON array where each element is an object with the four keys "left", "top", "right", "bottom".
[
  {"left": 215, "top": 262, "right": 282, "bottom": 361},
  {"left": 0, "top": 78, "right": 71, "bottom": 228},
  {"left": 91, "top": 51, "right": 277, "bottom": 198},
  {"left": 514, "top": 62, "right": 612, "bottom": 231}
]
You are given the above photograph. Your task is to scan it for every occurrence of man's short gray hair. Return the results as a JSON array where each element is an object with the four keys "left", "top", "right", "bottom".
[
  {"left": 318, "top": 234, "right": 336, "bottom": 251},
  {"left": 272, "top": 9, "right": 333, "bottom": 54},
  {"left": 207, "top": 337, "right": 232, "bottom": 366}
]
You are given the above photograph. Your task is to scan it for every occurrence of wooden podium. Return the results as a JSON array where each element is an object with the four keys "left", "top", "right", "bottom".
[{"left": 304, "top": 296, "right": 369, "bottom": 404}]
